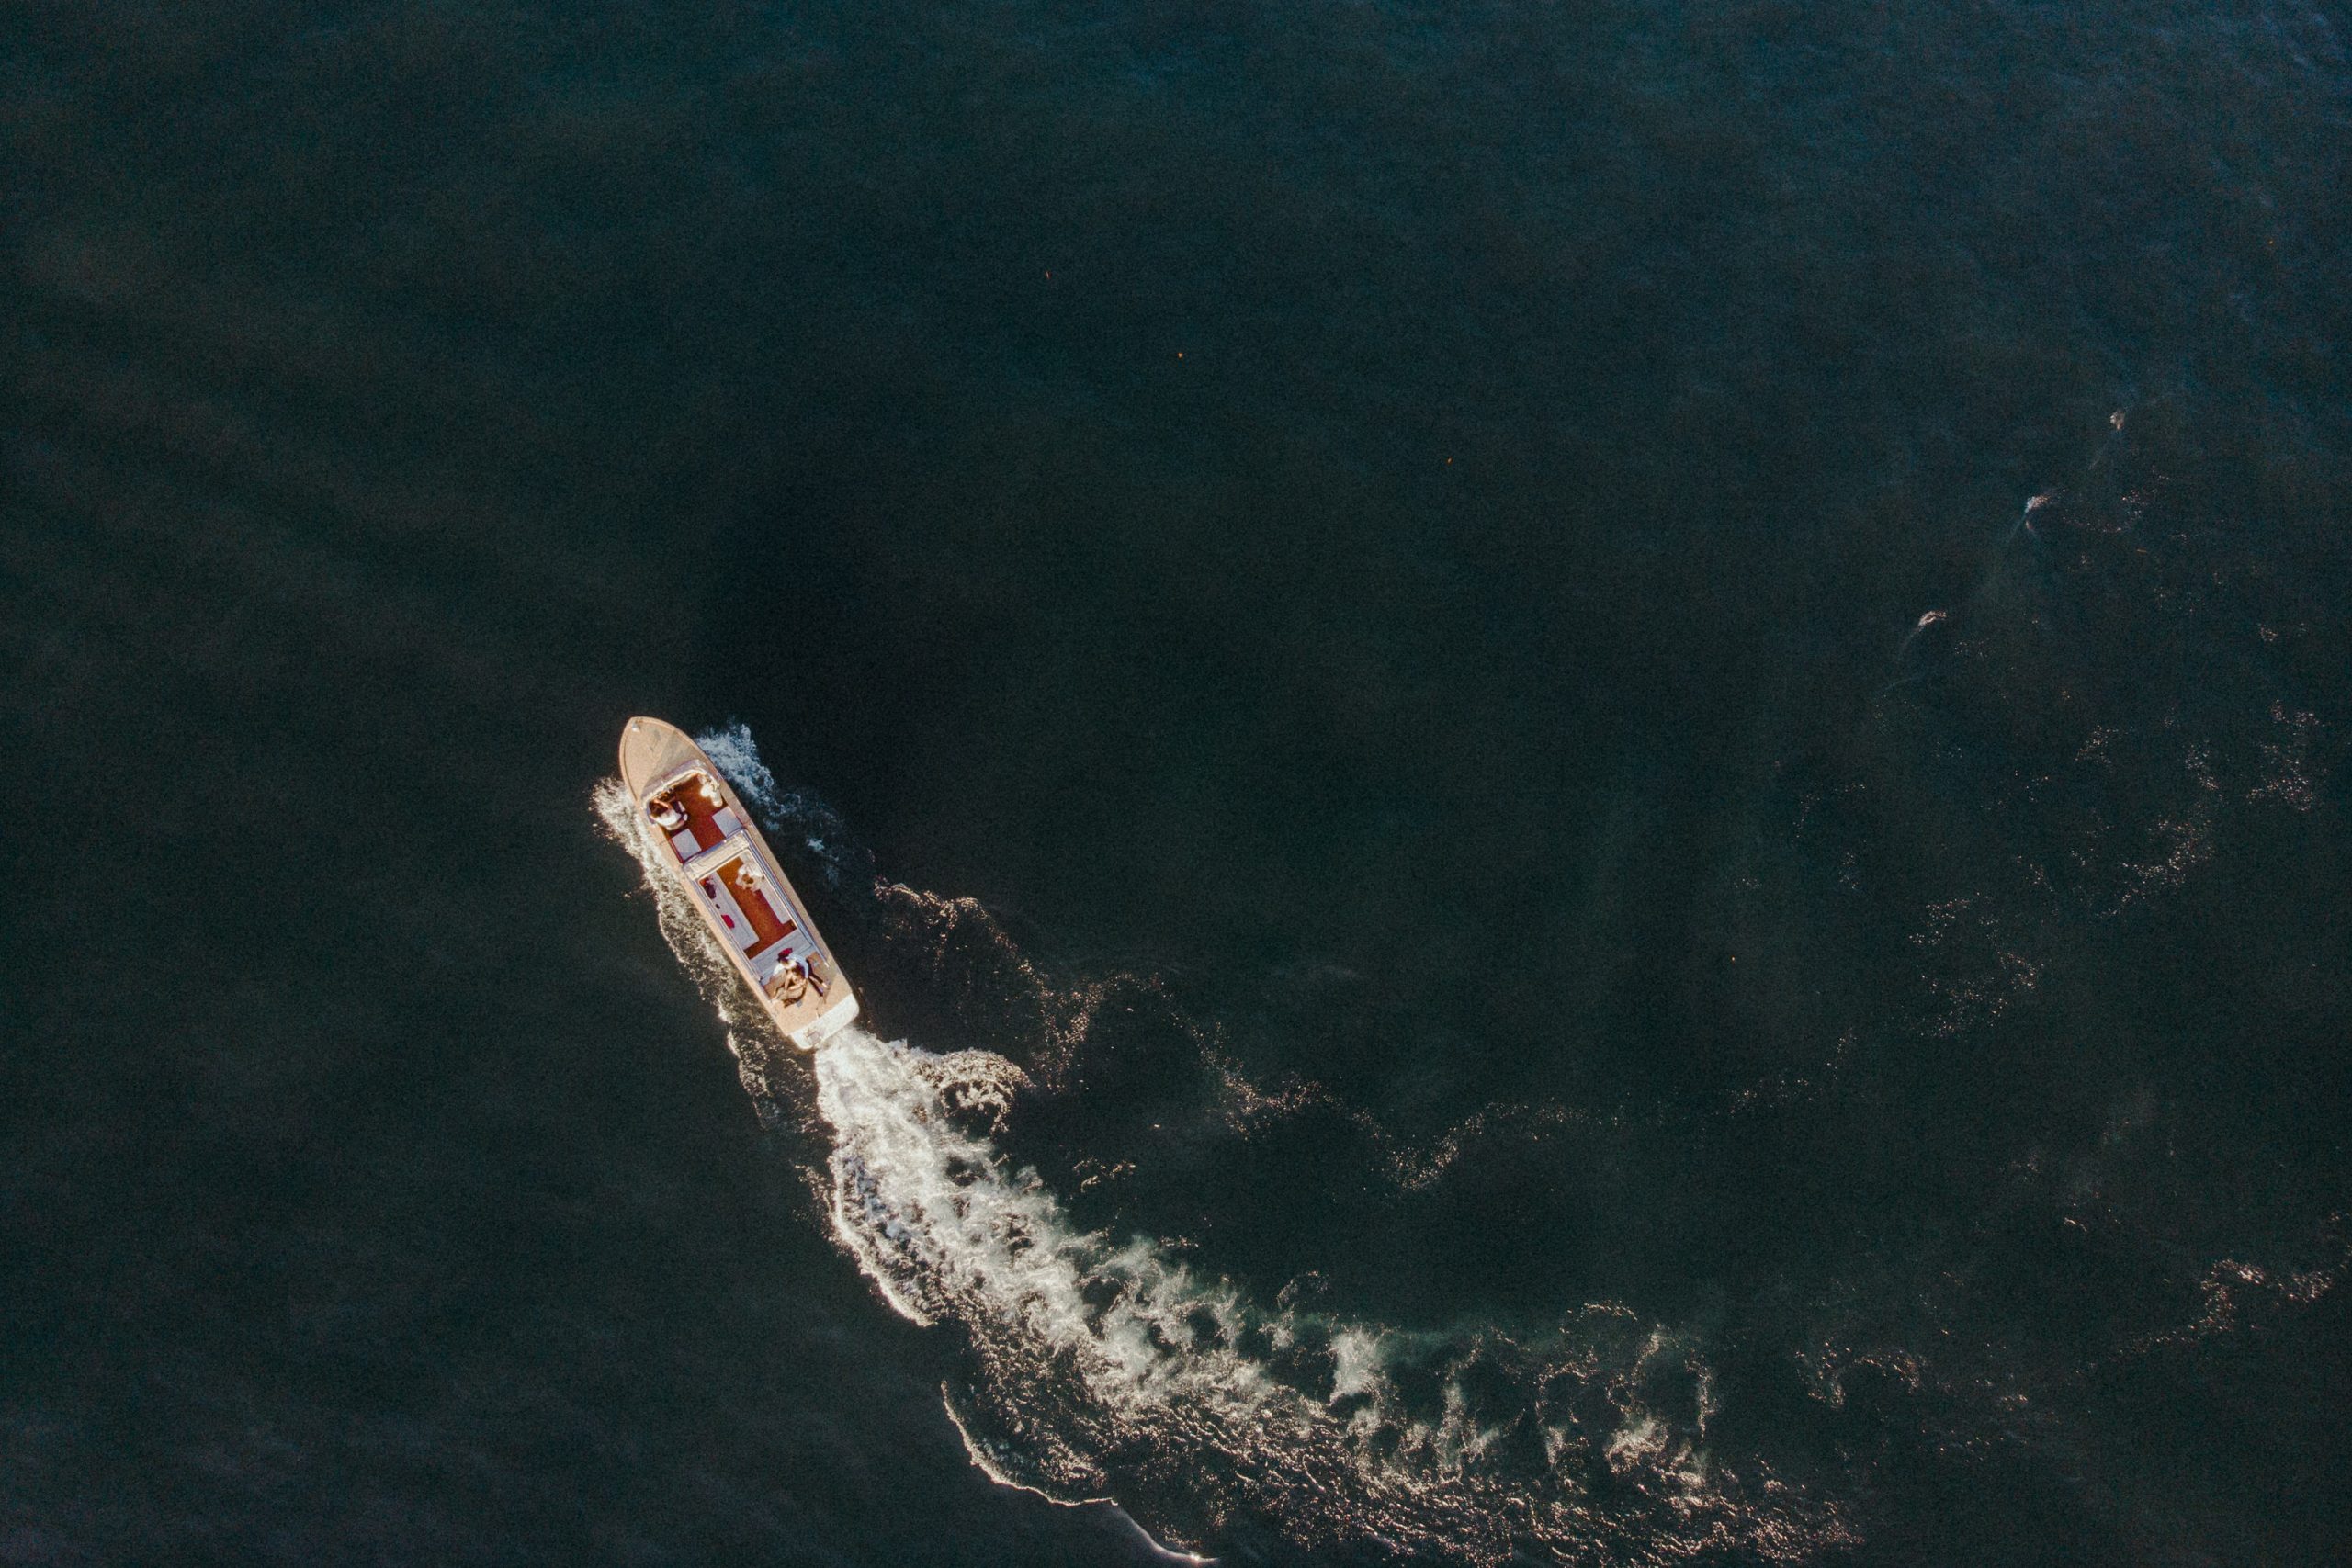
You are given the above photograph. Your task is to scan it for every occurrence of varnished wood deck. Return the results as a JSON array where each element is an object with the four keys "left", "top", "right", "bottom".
[{"left": 715, "top": 856, "right": 797, "bottom": 957}]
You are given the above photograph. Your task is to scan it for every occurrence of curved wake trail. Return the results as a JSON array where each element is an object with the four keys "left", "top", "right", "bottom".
[
  {"left": 597, "top": 741, "right": 1848, "bottom": 1564},
  {"left": 811, "top": 1026, "right": 1847, "bottom": 1563}
]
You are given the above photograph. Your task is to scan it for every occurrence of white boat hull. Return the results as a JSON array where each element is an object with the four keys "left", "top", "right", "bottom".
[{"left": 618, "top": 716, "right": 860, "bottom": 1050}]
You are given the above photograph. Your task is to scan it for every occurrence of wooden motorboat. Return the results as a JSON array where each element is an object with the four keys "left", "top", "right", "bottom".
[{"left": 618, "top": 716, "right": 860, "bottom": 1049}]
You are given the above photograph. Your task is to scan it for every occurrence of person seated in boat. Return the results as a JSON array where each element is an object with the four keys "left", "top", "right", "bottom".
[
  {"left": 770, "top": 955, "right": 810, "bottom": 1003},
  {"left": 649, "top": 794, "right": 687, "bottom": 831}
]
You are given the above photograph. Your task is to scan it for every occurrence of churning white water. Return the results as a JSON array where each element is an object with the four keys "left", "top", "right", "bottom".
[{"left": 594, "top": 735, "right": 1848, "bottom": 1563}]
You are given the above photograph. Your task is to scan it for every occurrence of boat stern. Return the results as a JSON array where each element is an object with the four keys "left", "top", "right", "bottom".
[{"left": 784, "top": 987, "right": 861, "bottom": 1052}]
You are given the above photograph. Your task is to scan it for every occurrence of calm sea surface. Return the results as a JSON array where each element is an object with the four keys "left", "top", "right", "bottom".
[{"left": 6, "top": 0, "right": 2350, "bottom": 1562}]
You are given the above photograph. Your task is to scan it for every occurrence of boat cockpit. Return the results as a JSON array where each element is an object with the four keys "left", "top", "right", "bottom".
[{"left": 645, "top": 769, "right": 741, "bottom": 863}]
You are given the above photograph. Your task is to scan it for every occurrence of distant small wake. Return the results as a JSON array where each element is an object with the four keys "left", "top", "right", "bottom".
[{"left": 597, "top": 732, "right": 1849, "bottom": 1563}]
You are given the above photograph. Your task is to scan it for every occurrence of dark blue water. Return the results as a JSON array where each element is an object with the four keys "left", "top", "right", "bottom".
[{"left": 6, "top": 0, "right": 2351, "bottom": 1561}]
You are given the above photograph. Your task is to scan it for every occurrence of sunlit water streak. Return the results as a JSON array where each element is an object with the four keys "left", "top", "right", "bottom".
[{"left": 595, "top": 735, "right": 1851, "bottom": 1563}]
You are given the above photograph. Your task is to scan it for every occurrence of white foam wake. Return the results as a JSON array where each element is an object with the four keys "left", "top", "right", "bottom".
[
  {"left": 807, "top": 1023, "right": 1853, "bottom": 1562},
  {"left": 696, "top": 721, "right": 865, "bottom": 889},
  {"left": 595, "top": 739, "right": 1848, "bottom": 1563}
]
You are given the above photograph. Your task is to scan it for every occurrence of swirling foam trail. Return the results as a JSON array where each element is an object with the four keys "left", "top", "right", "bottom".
[
  {"left": 811, "top": 1023, "right": 1513, "bottom": 1557},
  {"left": 597, "top": 742, "right": 1849, "bottom": 1563},
  {"left": 810, "top": 1026, "right": 1861, "bottom": 1563}
]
